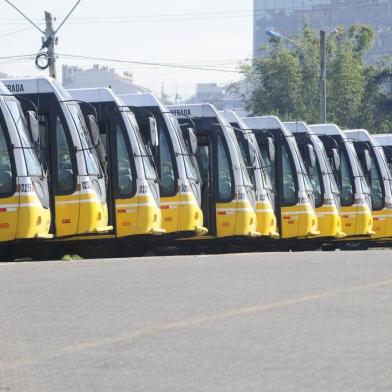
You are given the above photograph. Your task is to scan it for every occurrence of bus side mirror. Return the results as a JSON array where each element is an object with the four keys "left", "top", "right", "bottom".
[
  {"left": 332, "top": 148, "right": 340, "bottom": 171},
  {"left": 247, "top": 138, "right": 257, "bottom": 165},
  {"left": 361, "top": 149, "right": 371, "bottom": 174},
  {"left": 304, "top": 144, "right": 316, "bottom": 168},
  {"left": 185, "top": 127, "right": 197, "bottom": 155},
  {"left": 267, "top": 137, "right": 275, "bottom": 162},
  {"left": 27, "top": 111, "right": 40, "bottom": 144},
  {"left": 87, "top": 115, "right": 100, "bottom": 147},
  {"left": 149, "top": 117, "right": 159, "bottom": 147}
]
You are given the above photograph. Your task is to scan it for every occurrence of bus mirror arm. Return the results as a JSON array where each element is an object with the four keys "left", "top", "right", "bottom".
[
  {"left": 332, "top": 148, "right": 340, "bottom": 171},
  {"left": 148, "top": 117, "right": 159, "bottom": 147},
  {"left": 87, "top": 115, "right": 100, "bottom": 147},
  {"left": 362, "top": 149, "right": 372, "bottom": 174},
  {"left": 304, "top": 144, "right": 316, "bottom": 168},
  {"left": 268, "top": 137, "right": 275, "bottom": 162},
  {"left": 27, "top": 111, "right": 40, "bottom": 144}
]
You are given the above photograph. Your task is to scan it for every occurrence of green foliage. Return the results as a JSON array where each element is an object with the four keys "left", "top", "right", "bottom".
[{"left": 242, "top": 24, "right": 391, "bottom": 133}]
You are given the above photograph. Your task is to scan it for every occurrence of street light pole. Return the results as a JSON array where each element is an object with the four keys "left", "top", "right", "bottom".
[
  {"left": 319, "top": 30, "right": 327, "bottom": 123},
  {"left": 266, "top": 29, "right": 336, "bottom": 123}
]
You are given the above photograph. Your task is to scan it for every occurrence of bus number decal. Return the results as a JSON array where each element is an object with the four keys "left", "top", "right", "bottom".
[
  {"left": 81, "top": 181, "right": 91, "bottom": 190},
  {"left": 139, "top": 185, "right": 148, "bottom": 194},
  {"left": 20, "top": 183, "right": 33, "bottom": 193}
]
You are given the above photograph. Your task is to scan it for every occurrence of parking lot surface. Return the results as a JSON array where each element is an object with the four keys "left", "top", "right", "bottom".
[{"left": 1, "top": 250, "right": 392, "bottom": 391}]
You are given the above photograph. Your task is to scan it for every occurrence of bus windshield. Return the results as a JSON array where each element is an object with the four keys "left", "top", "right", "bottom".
[
  {"left": 346, "top": 141, "right": 370, "bottom": 195},
  {"left": 5, "top": 99, "right": 42, "bottom": 177},
  {"left": 287, "top": 135, "right": 313, "bottom": 193},
  {"left": 125, "top": 111, "right": 157, "bottom": 180},
  {"left": 167, "top": 113, "right": 199, "bottom": 181},
  {"left": 315, "top": 136, "right": 340, "bottom": 195},
  {"left": 225, "top": 125, "right": 253, "bottom": 188},
  {"left": 67, "top": 103, "right": 101, "bottom": 177}
]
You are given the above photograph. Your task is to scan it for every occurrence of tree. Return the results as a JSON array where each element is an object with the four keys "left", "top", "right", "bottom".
[{"left": 241, "top": 24, "right": 392, "bottom": 133}]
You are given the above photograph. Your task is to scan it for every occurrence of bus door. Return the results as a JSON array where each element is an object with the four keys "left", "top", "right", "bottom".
[
  {"left": 38, "top": 107, "right": 79, "bottom": 237},
  {"left": 195, "top": 132, "right": 216, "bottom": 235}
]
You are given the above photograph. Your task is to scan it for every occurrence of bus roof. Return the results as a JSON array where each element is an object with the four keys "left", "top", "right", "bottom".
[
  {"left": 168, "top": 103, "right": 219, "bottom": 119},
  {"left": 309, "top": 124, "right": 348, "bottom": 138},
  {"left": 1, "top": 77, "right": 73, "bottom": 101},
  {"left": 69, "top": 87, "right": 125, "bottom": 107},
  {"left": 0, "top": 80, "right": 9, "bottom": 95},
  {"left": 370, "top": 134, "right": 392, "bottom": 147},
  {"left": 242, "top": 116, "right": 293, "bottom": 137},
  {"left": 284, "top": 121, "right": 313, "bottom": 135},
  {"left": 120, "top": 93, "right": 165, "bottom": 109},
  {"left": 344, "top": 129, "right": 377, "bottom": 144},
  {"left": 220, "top": 110, "right": 249, "bottom": 130}
]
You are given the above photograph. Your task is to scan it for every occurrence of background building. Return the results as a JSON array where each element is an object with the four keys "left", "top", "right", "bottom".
[
  {"left": 185, "top": 83, "right": 246, "bottom": 113},
  {"left": 253, "top": 0, "right": 392, "bottom": 60},
  {"left": 62, "top": 64, "right": 149, "bottom": 94}
]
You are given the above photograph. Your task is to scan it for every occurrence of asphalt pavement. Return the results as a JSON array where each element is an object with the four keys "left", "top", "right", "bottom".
[{"left": 1, "top": 250, "right": 392, "bottom": 391}]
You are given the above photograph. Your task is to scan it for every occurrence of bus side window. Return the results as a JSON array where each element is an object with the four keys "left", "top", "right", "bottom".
[
  {"left": 55, "top": 115, "right": 74, "bottom": 193},
  {"left": 340, "top": 153, "right": 354, "bottom": 206},
  {"left": 0, "top": 122, "right": 12, "bottom": 194},
  {"left": 282, "top": 144, "right": 296, "bottom": 205},
  {"left": 217, "top": 134, "right": 233, "bottom": 201},
  {"left": 38, "top": 115, "right": 49, "bottom": 164},
  {"left": 116, "top": 125, "right": 134, "bottom": 197},
  {"left": 159, "top": 128, "right": 175, "bottom": 196},
  {"left": 370, "top": 157, "right": 383, "bottom": 210}
]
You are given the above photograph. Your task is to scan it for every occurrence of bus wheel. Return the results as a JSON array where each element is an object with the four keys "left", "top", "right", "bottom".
[
  {"left": 340, "top": 242, "right": 369, "bottom": 251},
  {"left": 321, "top": 244, "right": 337, "bottom": 252}
]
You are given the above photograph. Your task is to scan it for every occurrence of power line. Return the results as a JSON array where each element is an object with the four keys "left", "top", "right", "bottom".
[
  {"left": 0, "top": 24, "right": 45, "bottom": 38},
  {"left": 0, "top": 1, "right": 386, "bottom": 25},
  {"left": 57, "top": 53, "right": 243, "bottom": 74}
]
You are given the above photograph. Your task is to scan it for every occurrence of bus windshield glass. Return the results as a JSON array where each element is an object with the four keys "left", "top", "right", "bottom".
[
  {"left": 167, "top": 113, "right": 199, "bottom": 181},
  {"left": 346, "top": 141, "right": 370, "bottom": 195},
  {"left": 287, "top": 135, "right": 313, "bottom": 193},
  {"left": 125, "top": 111, "right": 157, "bottom": 180},
  {"left": 315, "top": 136, "right": 340, "bottom": 195},
  {"left": 67, "top": 103, "right": 101, "bottom": 177},
  {"left": 5, "top": 99, "right": 42, "bottom": 177},
  {"left": 225, "top": 125, "right": 253, "bottom": 188}
]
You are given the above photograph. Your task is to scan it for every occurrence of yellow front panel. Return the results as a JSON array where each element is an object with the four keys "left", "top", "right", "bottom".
[
  {"left": 371, "top": 209, "right": 392, "bottom": 239},
  {"left": 0, "top": 194, "right": 18, "bottom": 242},
  {"left": 55, "top": 194, "right": 80, "bottom": 237},
  {"left": 0, "top": 191, "right": 51, "bottom": 242},
  {"left": 340, "top": 205, "right": 373, "bottom": 237},
  {"left": 160, "top": 195, "right": 180, "bottom": 233},
  {"left": 77, "top": 192, "right": 107, "bottom": 234},
  {"left": 115, "top": 195, "right": 162, "bottom": 237},
  {"left": 316, "top": 205, "right": 344, "bottom": 238},
  {"left": 256, "top": 201, "right": 279, "bottom": 238},
  {"left": 216, "top": 200, "right": 258, "bottom": 238},
  {"left": 16, "top": 194, "right": 51, "bottom": 239},
  {"left": 177, "top": 192, "right": 204, "bottom": 233},
  {"left": 281, "top": 204, "right": 318, "bottom": 239},
  {"left": 160, "top": 192, "right": 204, "bottom": 234}
]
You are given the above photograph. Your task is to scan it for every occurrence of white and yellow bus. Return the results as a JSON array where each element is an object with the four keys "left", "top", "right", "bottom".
[
  {"left": 243, "top": 116, "right": 319, "bottom": 247},
  {"left": 311, "top": 124, "right": 374, "bottom": 241},
  {"left": 69, "top": 88, "right": 164, "bottom": 256},
  {"left": 285, "top": 121, "right": 345, "bottom": 240},
  {"left": 221, "top": 110, "right": 279, "bottom": 240},
  {"left": 169, "top": 104, "right": 260, "bottom": 245},
  {"left": 0, "top": 80, "right": 52, "bottom": 259},
  {"left": 346, "top": 129, "right": 392, "bottom": 244},
  {"left": 121, "top": 93, "right": 207, "bottom": 238},
  {"left": 3, "top": 77, "right": 111, "bottom": 257}
]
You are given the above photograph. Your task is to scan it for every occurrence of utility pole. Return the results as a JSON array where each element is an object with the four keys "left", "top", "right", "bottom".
[
  {"left": 44, "top": 11, "right": 56, "bottom": 79},
  {"left": 320, "top": 30, "right": 327, "bottom": 123}
]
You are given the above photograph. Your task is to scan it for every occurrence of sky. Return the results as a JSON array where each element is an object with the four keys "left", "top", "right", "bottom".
[{"left": 0, "top": 0, "right": 254, "bottom": 99}]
